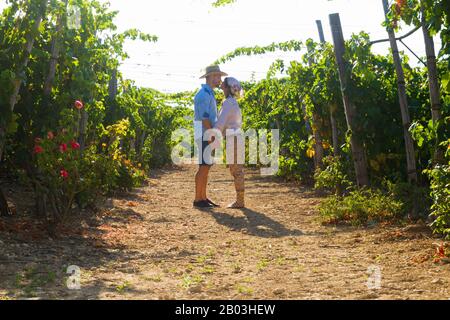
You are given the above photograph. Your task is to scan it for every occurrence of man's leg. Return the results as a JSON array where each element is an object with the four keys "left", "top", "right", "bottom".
[
  {"left": 195, "top": 165, "right": 210, "bottom": 201},
  {"left": 195, "top": 168, "right": 202, "bottom": 201},
  {"left": 195, "top": 139, "right": 206, "bottom": 202},
  {"left": 200, "top": 138, "right": 212, "bottom": 201},
  {"left": 201, "top": 165, "right": 210, "bottom": 200},
  {"left": 194, "top": 139, "right": 218, "bottom": 206}
]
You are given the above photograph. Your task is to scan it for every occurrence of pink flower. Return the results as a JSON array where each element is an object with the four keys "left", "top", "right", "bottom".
[
  {"left": 60, "top": 169, "right": 69, "bottom": 179},
  {"left": 74, "top": 100, "right": 84, "bottom": 110},
  {"left": 47, "top": 131, "right": 54, "bottom": 140},
  {"left": 34, "top": 137, "right": 42, "bottom": 144},
  {"left": 33, "top": 145, "right": 44, "bottom": 154},
  {"left": 70, "top": 140, "right": 80, "bottom": 150},
  {"left": 59, "top": 143, "right": 67, "bottom": 153}
]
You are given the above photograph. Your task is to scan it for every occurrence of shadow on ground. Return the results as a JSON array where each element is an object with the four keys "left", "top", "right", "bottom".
[{"left": 209, "top": 207, "right": 304, "bottom": 238}]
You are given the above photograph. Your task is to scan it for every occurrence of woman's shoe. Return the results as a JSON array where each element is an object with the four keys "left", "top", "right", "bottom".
[
  {"left": 227, "top": 201, "right": 245, "bottom": 209},
  {"left": 227, "top": 191, "right": 245, "bottom": 209}
]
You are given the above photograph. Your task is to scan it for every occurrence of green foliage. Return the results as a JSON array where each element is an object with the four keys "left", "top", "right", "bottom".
[
  {"left": 0, "top": 0, "right": 189, "bottom": 227},
  {"left": 30, "top": 115, "right": 146, "bottom": 219},
  {"left": 266, "top": 59, "right": 285, "bottom": 79},
  {"left": 314, "top": 155, "right": 353, "bottom": 195},
  {"left": 211, "top": 0, "right": 236, "bottom": 7},
  {"left": 319, "top": 189, "right": 405, "bottom": 226},
  {"left": 425, "top": 156, "right": 450, "bottom": 238},
  {"left": 213, "top": 40, "right": 303, "bottom": 65},
  {"left": 239, "top": 76, "right": 314, "bottom": 182},
  {"left": 385, "top": 0, "right": 450, "bottom": 67},
  {"left": 115, "top": 86, "right": 193, "bottom": 169},
  {"left": 0, "top": 0, "right": 449, "bottom": 237},
  {"left": 236, "top": 33, "right": 447, "bottom": 228},
  {"left": 384, "top": 180, "right": 431, "bottom": 218},
  {"left": 32, "top": 128, "right": 83, "bottom": 218},
  {"left": 0, "top": 69, "right": 14, "bottom": 128}
]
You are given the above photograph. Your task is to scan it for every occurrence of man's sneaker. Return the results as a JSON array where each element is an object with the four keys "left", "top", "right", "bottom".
[
  {"left": 206, "top": 198, "right": 220, "bottom": 207},
  {"left": 193, "top": 200, "right": 214, "bottom": 208}
]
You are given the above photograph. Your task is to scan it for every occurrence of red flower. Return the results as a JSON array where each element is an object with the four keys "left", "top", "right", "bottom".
[
  {"left": 59, "top": 143, "right": 67, "bottom": 153},
  {"left": 60, "top": 169, "right": 69, "bottom": 179},
  {"left": 70, "top": 140, "right": 80, "bottom": 150},
  {"left": 33, "top": 145, "right": 44, "bottom": 154},
  {"left": 74, "top": 100, "right": 84, "bottom": 110},
  {"left": 34, "top": 137, "right": 42, "bottom": 144},
  {"left": 47, "top": 131, "right": 54, "bottom": 140}
]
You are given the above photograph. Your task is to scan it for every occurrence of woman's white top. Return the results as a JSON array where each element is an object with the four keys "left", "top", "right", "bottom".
[{"left": 214, "top": 96, "right": 242, "bottom": 137}]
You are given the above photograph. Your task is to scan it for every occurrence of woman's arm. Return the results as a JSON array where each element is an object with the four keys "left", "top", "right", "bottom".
[{"left": 214, "top": 100, "right": 233, "bottom": 133}]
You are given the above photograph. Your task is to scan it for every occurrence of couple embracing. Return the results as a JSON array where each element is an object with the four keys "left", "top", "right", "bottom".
[{"left": 193, "top": 65, "right": 245, "bottom": 209}]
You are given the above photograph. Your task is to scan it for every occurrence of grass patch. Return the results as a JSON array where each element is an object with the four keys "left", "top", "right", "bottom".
[
  {"left": 241, "top": 277, "right": 255, "bottom": 283},
  {"left": 145, "top": 275, "right": 162, "bottom": 282},
  {"left": 236, "top": 284, "right": 254, "bottom": 295},
  {"left": 256, "top": 258, "right": 270, "bottom": 272},
  {"left": 275, "top": 257, "right": 286, "bottom": 266},
  {"left": 14, "top": 267, "right": 56, "bottom": 297},
  {"left": 201, "top": 266, "right": 215, "bottom": 274},
  {"left": 232, "top": 263, "right": 242, "bottom": 273},
  {"left": 196, "top": 255, "right": 208, "bottom": 264},
  {"left": 115, "top": 281, "right": 132, "bottom": 294},
  {"left": 181, "top": 275, "right": 203, "bottom": 289},
  {"left": 318, "top": 189, "right": 404, "bottom": 226}
]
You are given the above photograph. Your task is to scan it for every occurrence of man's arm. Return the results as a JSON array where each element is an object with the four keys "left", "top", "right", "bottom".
[
  {"left": 202, "top": 119, "right": 214, "bottom": 143},
  {"left": 195, "top": 92, "right": 214, "bottom": 143}
]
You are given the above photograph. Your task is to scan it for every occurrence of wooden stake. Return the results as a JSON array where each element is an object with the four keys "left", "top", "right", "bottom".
[
  {"left": 329, "top": 13, "right": 369, "bottom": 187},
  {"left": 108, "top": 69, "right": 118, "bottom": 101},
  {"left": 316, "top": 20, "right": 325, "bottom": 43},
  {"left": 421, "top": 5, "right": 444, "bottom": 164},
  {"left": 382, "top": 0, "right": 417, "bottom": 183}
]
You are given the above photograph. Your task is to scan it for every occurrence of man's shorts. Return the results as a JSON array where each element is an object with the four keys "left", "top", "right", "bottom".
[{"left": 196, "top": 139, "right": 215, "bottom": 166}]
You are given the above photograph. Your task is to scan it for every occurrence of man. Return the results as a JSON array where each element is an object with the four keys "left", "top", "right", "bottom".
[{"left": 193, "top": 65, "right": 227, "bottom": 208}]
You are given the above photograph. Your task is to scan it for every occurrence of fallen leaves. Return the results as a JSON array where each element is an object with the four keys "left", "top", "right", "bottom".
[
  {"left": 412, "top": 253, "right": 431, "bottom": 264},
  {"left": 126, "top": 201, "right": 137, "bottom": 207},
  {"left": 432, "top": 242, "right": 450, "bottom": 264},
  {"left": 0, "top": 218, "right": 46, "bottom": 240}
]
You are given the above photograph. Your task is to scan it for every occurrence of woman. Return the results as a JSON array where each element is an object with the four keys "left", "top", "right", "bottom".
[{"left": 214, "top": 77, "right": 245, "bottom": 208}]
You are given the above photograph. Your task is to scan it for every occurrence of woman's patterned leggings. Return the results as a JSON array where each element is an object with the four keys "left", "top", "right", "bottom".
[
  {"left": 227, "top": 136, "right": 245, "bottom": 194},
  {"left": 229, "top": 164, "right": 245, "bottom": 193}
]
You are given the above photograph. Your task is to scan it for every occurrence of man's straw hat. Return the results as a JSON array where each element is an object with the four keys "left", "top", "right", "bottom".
[{"left": 200, "top": 65, "right": 228, "bottom": 79}]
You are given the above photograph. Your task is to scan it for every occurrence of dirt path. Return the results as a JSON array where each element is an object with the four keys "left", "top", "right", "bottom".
[{"left": 0, "top": 164, "right": 449, "bottom": 300}]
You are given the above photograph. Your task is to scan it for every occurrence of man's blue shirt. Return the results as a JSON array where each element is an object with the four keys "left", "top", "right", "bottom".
[{"left": 194, "top": 84, "right": 217, "bottom": 139}]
